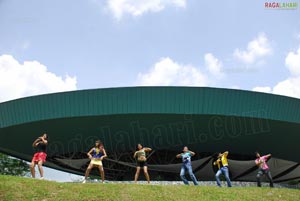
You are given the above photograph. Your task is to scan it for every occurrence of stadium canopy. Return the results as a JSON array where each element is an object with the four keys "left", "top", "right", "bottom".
[{"left": 0, "top": 87, "right": 299, "bottom": 181}]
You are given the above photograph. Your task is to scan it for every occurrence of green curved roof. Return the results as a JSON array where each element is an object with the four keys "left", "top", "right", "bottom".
[
  {"left": 1, "top": 86, "right": 300, "bottom": 129},
  {"left": 1, "top": 87, "right": 300, "bottom": 181}
]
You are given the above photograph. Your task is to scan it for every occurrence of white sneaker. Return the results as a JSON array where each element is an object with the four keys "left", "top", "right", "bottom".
[
  {"left": 82, "top": 179, "right": 86, "bottom": 184},
  {"left": 40, "top": 177, "right": 44, "bottom": 180}
]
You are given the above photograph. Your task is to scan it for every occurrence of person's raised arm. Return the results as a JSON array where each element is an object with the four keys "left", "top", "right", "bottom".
[
  {"left": 144, "top": 147, "right": 152, "bottom": 152},
  {"left": 32, "top": 137, "right": 41, "bottom": 147},
  {"left": 213, "top": 159, "right": 219, "bottom": 166},
  {"left": 40, "top": 137, "right": 48, "bottom": 145},
  {"left": 189, "top": 151, "right": 196, "bottom": 156},
  {"left": 87, "top": 148, "right": 94, "bottom": 159},
  {"left": 266, "top": 154, "right": 272, "bottom": 158},
  {"left": 223, "top": 151, "right": 229, "bottom": 157},
  {"left": 176, "top": 153, "right": 182, "bottom": 158},
  {"left": 255, "top": 158, "right": 260, "bottom": 165}
]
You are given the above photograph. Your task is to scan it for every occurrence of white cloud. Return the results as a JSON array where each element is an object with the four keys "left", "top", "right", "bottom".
[
  {"left": 252, "top": 77, "right": 300, "bottom": 99},
  {"left": 0, "top": 54, "right": 77, "bottom": 102},
  {"left": 234, "top": 33, "right": 272, "bottom": 64},
  {"left": 272, "top": 77, "right": 300, "bottom": 98},
  {"left": 252, "top": 86, "right": 272, "bottom": 93},
  {"left": 136, "top": 57, "right": 208, "bottom": 86},
  {"left": 285, "top": 48, "right": 300, "bottom": 76},
  {"left": 252, "top": 46, "right": 300, "bottom": 99},
  {"left": 204, "top": 53, "right": 223, "bottom": 78},
  {"left": 106, "top": 0, "right": 186, "bottom": 20}
]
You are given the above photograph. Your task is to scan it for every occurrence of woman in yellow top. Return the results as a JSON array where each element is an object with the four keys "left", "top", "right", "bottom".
[
  {"left": 213, "top": 151, "right": 232, "bottom": 187},
  {"left": 83, "top": 140, "right": 107, "bottom": 183},
  {"left": 133, "top": 143, "right": 152, "bottom": 183}
]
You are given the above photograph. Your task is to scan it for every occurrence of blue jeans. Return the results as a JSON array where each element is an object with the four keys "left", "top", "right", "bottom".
[
  {"left": 180, "top": 163, "right": 198, "bottom": 185},
  {"left": 257, "top": 168, "right": 273, "bottom": 187},
  {"left": 215, "top": 166, "right": 232, "bottom": 187}
]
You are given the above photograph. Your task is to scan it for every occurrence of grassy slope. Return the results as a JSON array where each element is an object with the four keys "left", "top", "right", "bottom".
[{"left": 0, "top": 175, "right": 299, "bottom": 201}]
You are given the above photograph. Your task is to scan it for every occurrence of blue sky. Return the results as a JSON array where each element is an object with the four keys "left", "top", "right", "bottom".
[
  {"left": 0, "top": 0, "right": 300, "bottom": 101},
  {"left": 0, "top": 0, "right": 300, "bottom": 181}
]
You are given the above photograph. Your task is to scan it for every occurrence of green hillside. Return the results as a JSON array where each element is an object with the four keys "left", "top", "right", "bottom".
[{"left": 0, "top": 175, "right": 299, "bottom": 201}]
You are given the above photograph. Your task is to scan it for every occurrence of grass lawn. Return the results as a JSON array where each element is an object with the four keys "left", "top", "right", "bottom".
[{"left": 0, "top": 175, "right": 299, "bottom": 201}]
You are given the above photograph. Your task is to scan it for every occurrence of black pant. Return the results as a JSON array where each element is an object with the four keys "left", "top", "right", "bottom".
[{"left": 256, "top": 168, "right": 274, "bottom": 187}]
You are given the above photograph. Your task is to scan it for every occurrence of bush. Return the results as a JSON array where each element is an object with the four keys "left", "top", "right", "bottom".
[{"left": 0, "top": 153, "right": 30, "bottom": 176}]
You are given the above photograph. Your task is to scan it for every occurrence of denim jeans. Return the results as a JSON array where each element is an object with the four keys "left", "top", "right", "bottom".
[
  {"left": 215, "top": 166, "right": 232, "bottom": 187},
  {"left": 257, "top": 168, "right": 274, "bottom": 187},
  {"left": 180, "top": 163, "right": 198, "bottom": 185}
]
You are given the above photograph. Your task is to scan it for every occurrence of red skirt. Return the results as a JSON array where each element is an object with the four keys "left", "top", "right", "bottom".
[{"left": 32, "top": 152, "right": 47, "bottom": 162}]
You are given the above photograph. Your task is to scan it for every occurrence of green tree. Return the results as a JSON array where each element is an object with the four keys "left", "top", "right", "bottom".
[{"left": 0, "top": 153, "right": 30, "bottom": 176}]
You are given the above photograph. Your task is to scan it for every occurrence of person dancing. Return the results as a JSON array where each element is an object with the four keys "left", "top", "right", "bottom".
[
  {"left": 213, "top": 151, "right": 232, "bottom": 187},
  {"left": 30, "top": 133, "right": 48, "bottom": 179},
  {"left": 176, "top": 146, "right": 199, "bottom": 185},
  {"left": 83, "top": 140, "right": 107, "bottom": 183},
  {"left": 255, "top": 152, "right": 274, "bottom": 187},
  {"left": 133, "top": 143, "right": 152, "bottom": 184}
]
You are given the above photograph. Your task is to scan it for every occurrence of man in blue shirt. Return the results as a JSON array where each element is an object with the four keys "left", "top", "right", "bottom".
[{"left": 176, "top": 146, "right": 199, "bottom": 185}]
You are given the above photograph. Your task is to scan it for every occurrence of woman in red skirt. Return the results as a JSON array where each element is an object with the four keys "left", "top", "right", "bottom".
[{"left": 30, "top": 133, "right": 48, "bottom": 179}]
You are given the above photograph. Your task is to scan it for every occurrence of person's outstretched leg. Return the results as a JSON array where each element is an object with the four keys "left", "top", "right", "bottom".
[
  {"left": 143, "top": 166, "right": 150, "bottom": 184},
  {"left": 98, "top": 165, "right": 105, "bottom": 183},
  {"left": 134, "top": 167, "right": 141, "bottom": 183},
  {"left": 37, "top": 161, "right": 44, "bottom": 179},
  {"left": 30, "top": 161, "right": 36, "bottom": 178},
  {"left": 215, "top": 169, "right": 222, "bottom": 187},
  {"left": 83, "top": 163, "right": 93, "bottom": 183},
  {"left": 256, "top": 170, "right": 263, "bottom": 187},
  {"left": 187, "top": 164, "right": 198, "bottom": 185},
  {"left": 223, "top": 167, "right": 232, "bottom": 187},
  {"left": 180, "top": 165, "right": 189, "bottom": 185},
  {"left": 266, "top": 170, "right": 274, "bottom": 187}
]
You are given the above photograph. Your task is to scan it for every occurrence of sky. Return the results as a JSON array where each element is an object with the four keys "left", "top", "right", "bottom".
[{"left": 0, "top": 0, "right": 300, "bottom": 181}]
